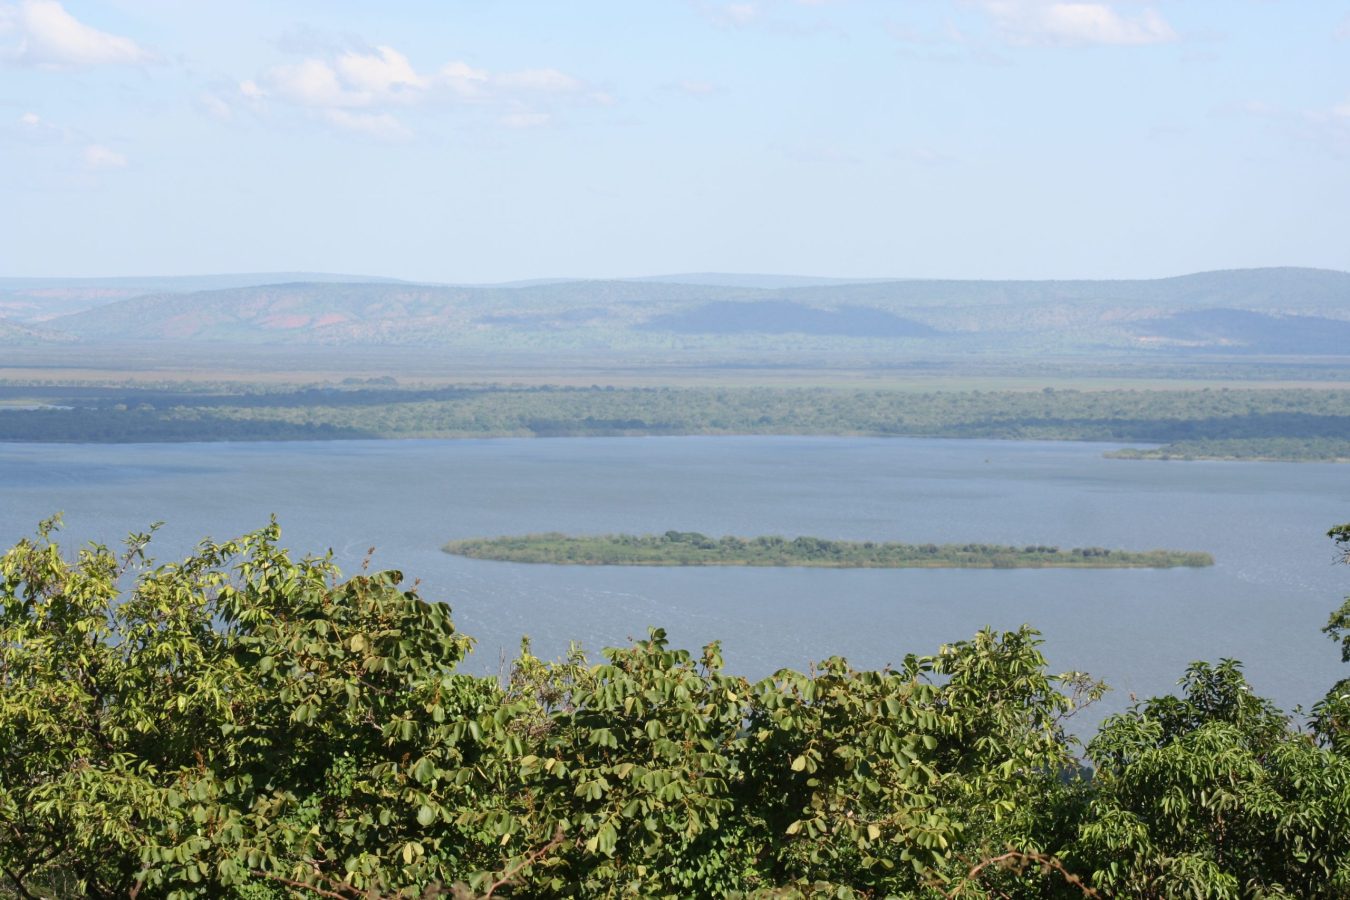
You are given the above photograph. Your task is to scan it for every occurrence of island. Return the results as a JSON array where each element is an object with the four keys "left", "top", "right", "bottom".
[{"left": 443, "top": 531, "right": 1215, "bottom": 569}]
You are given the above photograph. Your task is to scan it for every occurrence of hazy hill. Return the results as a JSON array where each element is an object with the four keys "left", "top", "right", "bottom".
[
  {"left": 19, "top": 267, "right": 1350, "bottom": 358},
  {"left": 775, "top": 267, "right": 1350, "bottom": 311},
  {"left": 1131, "top": 309, "right": 1350, "bottom": 355},
  {"left": 641, "top": 301, "right": 939, "bottom": 337},
  {"left": 49, "top": 280, "right": 762, "bottom": 344},
  {"left": 0, "top": 272, "right": 410, "bottom": 322},
  {"left": 0, "top": 316, "right": 73, "bottom": 344},
  {"left": 629, "top": 273, "right": 888, "bottom": 289}
]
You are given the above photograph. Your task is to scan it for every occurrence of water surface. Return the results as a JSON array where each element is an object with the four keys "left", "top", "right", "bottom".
[{"left": 3, "top": 436, "right": 1347, "bottom": 731}]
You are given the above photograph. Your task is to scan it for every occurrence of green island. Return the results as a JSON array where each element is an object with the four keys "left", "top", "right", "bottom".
[{"left": 443, "top": 530, "right": 1214, "bottom": 569}]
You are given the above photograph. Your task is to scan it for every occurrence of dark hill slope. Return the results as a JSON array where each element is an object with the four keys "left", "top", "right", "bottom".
[
  {"left": 1132, "top": 309, "right": 1350, "bottom": 355},
  {"left": 640, "top": 301, "right": 939, "bottom": 337}
]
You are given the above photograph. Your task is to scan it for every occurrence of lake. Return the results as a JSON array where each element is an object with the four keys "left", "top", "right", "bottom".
[{"left": 2, "top": 435, "right": 1347, "bottom": 732}]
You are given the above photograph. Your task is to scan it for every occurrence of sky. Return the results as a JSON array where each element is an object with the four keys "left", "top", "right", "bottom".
[{"left": 2, "top": 0, "right": 1349, "bottom": 283}]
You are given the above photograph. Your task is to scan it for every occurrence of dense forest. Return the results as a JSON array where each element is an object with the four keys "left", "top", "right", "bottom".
[
  {"left": 2, "top": 520, "right": 1349, "bottom": 898},
  {"left": 2, "top": 384, "right": 1349, "bottom": 461},
  {"left": 443, "top": 532, "right": 1214, "bottom": 569}
]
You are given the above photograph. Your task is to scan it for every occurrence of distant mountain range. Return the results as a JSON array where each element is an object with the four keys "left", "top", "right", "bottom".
[
  {"left": 0, "top": 316, "right": 73, "bottom": 345},
  {"left": 3, "top": 267, "right": 1349, "bottom": 358}
]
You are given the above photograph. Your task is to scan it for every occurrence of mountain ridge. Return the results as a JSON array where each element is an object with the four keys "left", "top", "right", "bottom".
[{"left": 9, "top": 267, "right": 1350, "bottom": 357}]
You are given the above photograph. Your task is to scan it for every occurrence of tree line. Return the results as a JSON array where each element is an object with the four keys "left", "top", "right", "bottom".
[{"left": 2, "top": 385, "right": 1349, "bottom": 461}]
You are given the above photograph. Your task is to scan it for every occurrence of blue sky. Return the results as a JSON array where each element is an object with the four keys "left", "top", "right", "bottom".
[{"left": 2, "top": 0, "right": 1348, "bottom": 282}]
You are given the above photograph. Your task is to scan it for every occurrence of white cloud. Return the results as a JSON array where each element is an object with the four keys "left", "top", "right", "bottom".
[
  {"left": 897, "top": 146, "right": 958, "bottom": 166},
  {"left": 494, "top": 68, "right": 581, "bottom": 93},
  {"left": 673, "top": 79, "right": 720, "bottom": 97},
  {"left": 975, "top": 1, "right": 1177, "bottom": 47},
  {"left": 335, "top": 45, "right": 426, "bottom": 95},
  {"left": 500, "top": 111, "right": 551, "bottom": 129},
  {"left": 263, "top": 57, "right": 353, "bottom": 107},
  {"left": 83, "top": 143, "right": 126, "bottom": 169},
  {"left": 242, "top": 42, "right": 595, "bottom": 138},
  {"left": 255, "top": 48, "right": 434, "bottom": 110},
  {"left": 324, "top": 109, "right": 412, "bottom": 141},
  {"left": 440, "top": 60, "right": 490, "bottom": 98},
  {"left": 1337, "top": 16, "right": 1350, "bottom": 41},
  {"left": 691, "top": 0, "right": 844, "bottom": 32},
  {"left": 1, "top": 0, "right": 151, "bottom": 68},
  {"left": 724, "top": 3, "right": 759, "bottom": 25},
  {"left": 195, "top": 91, "right": 234, "bottom": 122},
  {"left": 13, "top": 108, "right": 72, "bottom": 142}
]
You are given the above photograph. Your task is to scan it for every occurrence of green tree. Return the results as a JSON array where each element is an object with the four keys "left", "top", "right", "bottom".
[{"left": 0, "top": 519, "right": 508, "bottom": 898}]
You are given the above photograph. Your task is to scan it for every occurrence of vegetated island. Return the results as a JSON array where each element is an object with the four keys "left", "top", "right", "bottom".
[
  {"left": 1105, "top": 436, "right": 1350, "bottom": 463},
  {"left": 443, "top": 531, "right": 1215, "bottom": 569}
]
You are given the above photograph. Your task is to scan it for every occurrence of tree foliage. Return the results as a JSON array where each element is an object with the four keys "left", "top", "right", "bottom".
[{"left": 2, "top": 519, "right": 1350, "bottom": 898}]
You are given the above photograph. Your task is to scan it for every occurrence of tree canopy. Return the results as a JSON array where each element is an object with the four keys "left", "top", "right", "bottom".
[{"left": 2, "top": 518, "right": 1349, "bottom": 898}]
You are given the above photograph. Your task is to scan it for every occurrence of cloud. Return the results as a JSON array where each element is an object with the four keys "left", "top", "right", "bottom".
[
  {"left": 1230, "top": 97, "right": 1350, "bottom": 160},
  {"left": 14, "top": 109, "right": 64, "bottom": 141},
  {"left": 500, "top": 111, "right": 551, "bottom": 129},
  {"left": 195, "top": 91, "right": 234, "bottom": 122},
  {"left": 895, "top": 146, "right": 959, "bottom": 166},
  {"left": 1, "top": 0, "right": 151, "bottom": 68},
  {"left": 1337, "top": 15, "right": 1350, "bottom": 41},
  {"left": 723, "top": 3, "right": 759, "bottom": 26},
  {"left": 440, "top": 60, "right": 490, "bottom": 98},
  {"left": 785, "top": 143, "right": 861, "bottom": 165},
  {"left": 241, "top": 42, "right": 595, "bottom": 138},
  {"left": 691, "top": 0, "right": 844, "bottom": 34},
  {"left": 263, "top": 57, "right": 355, "bottom": 107},
  {"left": 335, "top": 45, "right": 426, "bottom": 95},
  {"left": 12, "top": 108, "right": 75, "bottom": 143},
  {"left": 83, "top": 143, "right": 126, "bottom": 169},
  {"left": 323, "top": 109, "right": 412, "bottom": 141},
  {"left": 671, "top": 79, "right": 721, "bottom": 97},
  {"left": 974, "top": 1, "right": 1177, "bottom": 47},
  {"left": 494, "top": 68, "right": 581, "bottom": 93}
]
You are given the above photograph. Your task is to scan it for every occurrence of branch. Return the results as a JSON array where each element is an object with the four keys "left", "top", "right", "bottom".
[
  {"left": 480, "top": 827, "right": 566, "bottom": 900},
  {"left": 1, "top": 865, "right": 42, "bottom": 900},
  {"left": 949, "top": 849, "right": 1099, "bottom": 899},
  {"left": 250, "top": 869, "right": 364, "bottom": 900},
  {"left": 246, "top": 829, "right": 567, "bottom": 900}
]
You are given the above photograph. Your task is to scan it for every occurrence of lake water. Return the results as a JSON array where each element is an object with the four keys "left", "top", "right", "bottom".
[{"left": 2, "top": 436, "right": 1348, "bottom": 732}]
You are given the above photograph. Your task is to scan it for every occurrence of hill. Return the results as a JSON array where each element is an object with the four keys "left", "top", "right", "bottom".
[
  {"left": 0, "top": 272, "right": 410, "bottom": 322},
  {"left": 13, "top": 267, "right": 1350, "bottom": 361},
  {"left": 0, "top": 316, "right": 74, "bottom": 344},
  {"left": 1131, "top": 309, "right": 1350, "bottom": 354}
]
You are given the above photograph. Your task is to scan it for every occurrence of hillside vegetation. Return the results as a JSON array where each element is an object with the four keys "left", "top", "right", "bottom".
[{"left": 1, "top": 520, "right": 1348, "bottom": 898}]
